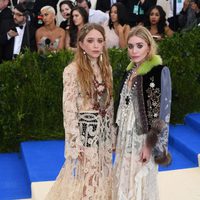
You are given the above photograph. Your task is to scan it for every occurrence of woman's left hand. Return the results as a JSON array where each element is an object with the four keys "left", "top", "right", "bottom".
[{"left": 139, "top": 144, "right": 151, "bottom": 164}]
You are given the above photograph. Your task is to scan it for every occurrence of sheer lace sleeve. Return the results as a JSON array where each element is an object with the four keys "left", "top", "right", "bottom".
[
  {"left": 63, "top": 64, "right": 82, "bottom": 159},
  {"left": 154, "top": 66, "right": 172, "bottom": 158},
  {"left": 107, "top": 65, "right": 117, "bottom": 150}
]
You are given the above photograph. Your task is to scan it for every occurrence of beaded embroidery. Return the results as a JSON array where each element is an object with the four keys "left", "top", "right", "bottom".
[
  {"left": 146, "top": 76, "right": 161, "bottom": 125},
  {"left": 93, "top": 75, "right": 109, "bottom": 117}
]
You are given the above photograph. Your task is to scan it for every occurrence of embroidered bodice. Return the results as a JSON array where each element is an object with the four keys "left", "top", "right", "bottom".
[{"left": 37, "top": 36, "right": 59, "bottom": 51}]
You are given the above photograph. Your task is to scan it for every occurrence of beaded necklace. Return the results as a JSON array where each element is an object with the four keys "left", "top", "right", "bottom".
[{"left": 92, "top": 75, "right": 108, "bottom": 117}]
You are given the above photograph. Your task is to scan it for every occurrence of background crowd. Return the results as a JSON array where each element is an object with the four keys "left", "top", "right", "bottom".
[{"left": 0, "top": 0, "right": 200, "bottom": 64}]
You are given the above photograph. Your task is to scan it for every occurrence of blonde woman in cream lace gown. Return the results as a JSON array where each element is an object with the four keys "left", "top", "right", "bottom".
[
  {"left": 45, "top": 23, "right": 115, "bottom": 200},
  {"left": 113, "top": 26, "right": 172, "bottom": 200}
]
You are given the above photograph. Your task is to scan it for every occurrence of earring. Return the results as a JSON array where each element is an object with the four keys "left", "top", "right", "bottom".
[
  {"left": 100, "top": 52, "right": 103, "bottom": 62},
  {"left": 83, "top": 50, "right": 87, "bottom": 59}
]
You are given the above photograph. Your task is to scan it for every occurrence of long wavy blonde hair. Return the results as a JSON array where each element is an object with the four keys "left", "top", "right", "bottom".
[{"left": 75, "top": 23, "right": 113, "bottom": 105}]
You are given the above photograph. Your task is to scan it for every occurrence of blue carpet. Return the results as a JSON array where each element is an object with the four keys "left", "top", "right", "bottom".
[
  {"left": 169, "top": 124, "right": 200, "bottom": 165},
  {"left": 20, "top": 140, "right": 65, "bottom": 182},
  {"left": 185, "top": 113, "right": 200, "bottom": 132},
  {"left": 1, "top": 113, "right": 200, "bottom": 199},
  {"left": 159, "top": 143, "right": 197, "bottom": 171},
  {"left": 0, "top": 153, "right": 31, "bottom": 200}
]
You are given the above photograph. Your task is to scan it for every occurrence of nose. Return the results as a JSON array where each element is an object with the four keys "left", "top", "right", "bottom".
[
  {"left": 93, "top": 41, "right": 98, "bottom": 48},
  {"left": 131, "top": 46, "right": 137, "bottom": 53}
]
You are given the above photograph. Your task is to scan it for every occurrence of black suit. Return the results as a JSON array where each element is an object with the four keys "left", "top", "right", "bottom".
[
  {"left": 0, "top": 21, "right": 36, "bottom": 62},
  {"left": 0, "top": 7, "right": 15, "bottom": 63},
  {"left": 96, "top": 0, "right": 111, "bottom": 12},
  {"left": 117, "top": 0, "right": 157, "bottom": 26},
  {"left": 33, "top": 0, "right": 59, "bottom": 15}
]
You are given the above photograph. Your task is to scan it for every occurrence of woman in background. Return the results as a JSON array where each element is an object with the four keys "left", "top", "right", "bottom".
[
  {"left": 113, "top": 26, "right": 172, "bottom": 200},
  {"left": 35, "top": 6, "right": 65, "bottom": 53},
  {"left": 45, "top": 23, "right": 115, "bottom": 200},
  {"left": 103, "top": 2, "right": 130, "bottom": 49},
  {"left": 145, "top": 5, "right": 174, "bottom": 41},
  {"left": 65, "top": 6, "right": 88, "bottom": 51},
  {"left": 59, "top": 0, "right": 74, "bottom": 30}
]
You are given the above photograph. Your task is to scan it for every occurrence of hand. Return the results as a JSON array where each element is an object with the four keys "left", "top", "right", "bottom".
[
  {"left": 139, "top": 144, "right": 152, "bottom": 164},
  {"left": 116, "top": 24, "right": 124, "bottom": 35},
  {"left": 7, "top": 29, "right": 18, "bottom": 38}
]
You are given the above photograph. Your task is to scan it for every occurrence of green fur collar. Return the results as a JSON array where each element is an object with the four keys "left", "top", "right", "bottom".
[{"left": 126, "top": 55, "right": 162, "bottom": 75}]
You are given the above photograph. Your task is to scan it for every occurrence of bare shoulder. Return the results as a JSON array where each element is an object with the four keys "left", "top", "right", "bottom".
[
  {"left": 36, "top": 26, "right": 45, "bottom": 34},
  {"left": 56, "top": 26, "right": 65, "bottom": 34}
]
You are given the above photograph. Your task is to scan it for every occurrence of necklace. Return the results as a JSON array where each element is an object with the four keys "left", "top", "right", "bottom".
[
  {"left": 127, "top": 66, "right": 139, "bottom": 89},
  {"left": 93, "top": 76, "right": 108, "bottom": 117}
]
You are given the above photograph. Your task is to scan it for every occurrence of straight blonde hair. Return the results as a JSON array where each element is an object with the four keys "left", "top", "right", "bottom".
[{"left": 127, "top": 26, "right": 157, "bottom": 60}]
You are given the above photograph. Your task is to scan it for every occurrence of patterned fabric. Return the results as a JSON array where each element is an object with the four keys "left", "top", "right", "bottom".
[
  {"left": 113, "top": 66, "right": 171, "bottom": 200},
  {"left": 45, "top": 62, "right": 114, "bottom": 200},
  {"left": 37, "top": 36, "right": 59, "bottom": 52}
]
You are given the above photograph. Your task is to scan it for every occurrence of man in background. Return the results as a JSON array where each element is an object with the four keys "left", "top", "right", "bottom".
[
  {"left": 76, "top": 0, "right": 109, "bottom": 24},
  {"left": 0, "top": 3, "right": 36, "bottom": 62}
]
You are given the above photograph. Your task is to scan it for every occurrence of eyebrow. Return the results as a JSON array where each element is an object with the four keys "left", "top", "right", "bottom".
[
  {"left": 86, "top": 37, "right": 104, "bottom": 39},
  {"left": 128, "top": 42, "right": 144, "bottom": 45}
]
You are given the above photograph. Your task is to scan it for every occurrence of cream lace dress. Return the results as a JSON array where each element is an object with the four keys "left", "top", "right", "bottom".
[
  {"left": 113, "top": 73, "right": 159, "bottom": 200},
  {"left": 45, "top": 63, "right": 114, "bottom": 200}
]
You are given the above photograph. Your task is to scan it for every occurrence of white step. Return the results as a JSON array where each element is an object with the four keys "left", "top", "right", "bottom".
[
  {"left": 31, "top": 181, "right": 54, "bottom": 200},
  {"left": 31, "top": 168, "right": 200, "bottom": 200}
]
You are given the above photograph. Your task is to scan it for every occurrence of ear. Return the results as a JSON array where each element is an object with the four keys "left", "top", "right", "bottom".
[{"left": 79, "top": 41, "right": 84, "bottom": 50}]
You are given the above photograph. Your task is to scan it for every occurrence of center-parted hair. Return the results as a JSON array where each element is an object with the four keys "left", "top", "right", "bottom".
[
  {"left": 69, "top": 6, "right": 88, "bottom": 47},
  {"left": 75, "top": 23, "right": 113, "bottom": 104},
  {"left": 145, "top": 5, "right": 167, "bottom": 35},
  {"left": 108, "top": 2, "right": 129, "bottom": 29}
]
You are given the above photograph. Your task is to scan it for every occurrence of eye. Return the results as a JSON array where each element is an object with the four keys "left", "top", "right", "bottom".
[
  {"left": 128, "top": 44, "right": 134, "bottom": 49},
  {"left": 137, "top": 44, "right": 143, "bottom": 49},
  {"left": 97, "top": 39, "right": 104, "bottom": 43},
  {"left": 87, "top": 39, "right": 93, "bottom": 43}
]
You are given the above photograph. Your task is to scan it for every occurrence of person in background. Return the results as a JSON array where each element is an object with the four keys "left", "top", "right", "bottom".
[
  {"left": 167, "top": 0, "right": 184, "bottom": 31},
  {"left": 45, "top": 23, "right": 115, "bottom": 200},
  {"left": 65, "top": 6, "right": 88, "bottom": 51},
  {"left": 76, "top": 0, "right": 109, "bottom": 24},
  {"left": 113, "top": 26, "right": 172, "bottom": 200},
  {"left": 117, "top": 0, "right": 157, "bottom": 26},
  {"left": 0, "top": 0, "right": 14, "bottom": 63},
  {"left": 0, "top": 3, "right": 36, "bottom": 61},
  {"left": 59, "top": 0, "right": 74, "bottom": 30},
  {"left": 179, "top": 0, "right": 200, "bottom": 31},
  {"left": 103, "top": 2, "right": 130, "bottom": 48},
  {"left": 96, "top": 0, "right": 116, "bottom": 12},
  {"left": 35, "top": 6, "right": 65, "bottom": 53},
  {"left": 145, "top": 5, "right": 174, "bottom": 41}
]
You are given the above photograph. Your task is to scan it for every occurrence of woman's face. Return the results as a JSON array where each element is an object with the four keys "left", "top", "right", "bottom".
[
  {"left": 149, "top": 8, "right": 160, "bottom": 25},
  {"left": 110, "top": 6, "right": 118, "bottom": 23},
  {"left": 41, "top": 10, "right": 55, "bottom": 25},
  {"left": 79, "top": 29, "right": 105, "bottom": 59},
  {"left": 72, "top": 10, "right": 84, "bottom": 26},
  {"left": 60, "top": 4, "right": 71, "bottom": 19},
  {"left": 127, "top": 36, "right": 149, "bottom": 66}
]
